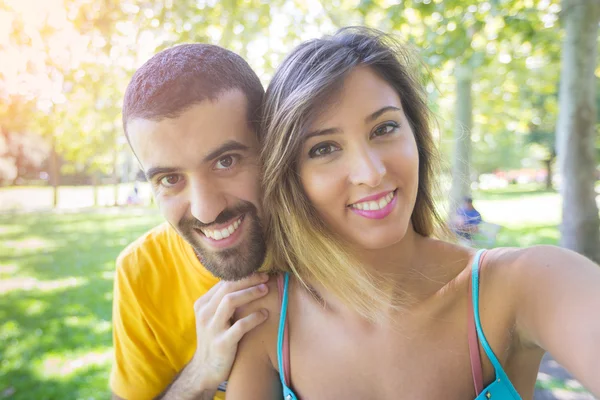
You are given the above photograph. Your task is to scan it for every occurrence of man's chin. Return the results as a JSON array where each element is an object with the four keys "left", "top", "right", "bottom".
[
  {"left": 177, "top": 210, "right": 266, "bottom": 280},
  {"left": 199, "top": 254, "right": 262, "bottom": 281},
  {"left": 190, "top": 241, "right": 265, "bottom": 281}
]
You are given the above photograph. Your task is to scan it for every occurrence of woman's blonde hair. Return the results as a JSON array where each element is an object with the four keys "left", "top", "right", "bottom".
[{"left": 261, "top": 27, "right": 445, "bottom": 320}]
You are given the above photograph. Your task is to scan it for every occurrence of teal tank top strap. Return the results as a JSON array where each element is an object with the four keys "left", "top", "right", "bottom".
[
  {"left": 276, "top": 272, "right": 298, "bottom": 399},
  {"left": 471, "top": 249, "right": 522, "bottom": 399}
]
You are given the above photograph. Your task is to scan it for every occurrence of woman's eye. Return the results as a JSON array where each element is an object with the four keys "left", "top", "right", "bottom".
[
  {"left": 215, "top": 154, "right": 238, "bottom": 170},
  {"left": 309, "top": 143, "right": 338, "bottom": 158},
  {"left": 372, "top": 122, "right": 399, "bottom": 138},
  {"left": 159, "top": 175, "right": 182, "bottom": 187}
]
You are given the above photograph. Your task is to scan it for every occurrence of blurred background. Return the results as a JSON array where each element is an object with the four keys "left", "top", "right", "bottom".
[{"left": 0, "top": 0, "right": 599, "bottom": 399}]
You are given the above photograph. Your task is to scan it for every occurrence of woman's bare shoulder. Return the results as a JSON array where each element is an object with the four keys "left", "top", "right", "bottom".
[
  {"left": 234, "top": 274, "right": 283, "bottom": 317},
  {"left": 485, "top": 245, "right": 597, "bottom": 279},
  {"left": 227, "top": 274, "right": 286, "bottom": 399},
  {"left": 232, "top": 274, "right": 285, "bottom": 363}
]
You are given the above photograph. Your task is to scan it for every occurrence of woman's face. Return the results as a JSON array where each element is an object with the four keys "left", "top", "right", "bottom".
[{"left": 299, "top": 66, "right": 420, "bottom": 250}]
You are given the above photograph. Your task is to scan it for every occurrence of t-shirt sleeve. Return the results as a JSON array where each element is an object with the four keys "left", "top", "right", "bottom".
[{"left": 110, "top": 254, "right": 176, "bottom": 400}]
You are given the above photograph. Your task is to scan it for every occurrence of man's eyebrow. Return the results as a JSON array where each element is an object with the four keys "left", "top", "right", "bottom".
[
  {"left": 145, "top": 167, "right": 181, "bottom": 181},
  {"left": 202, "top": 140, "right": 250, "bottom": 163},
  {"left": 365, "top": 106, "right": 402, "bottom": 123},
  {"left": 144, "top": 141, "right": 250, "bottom": 181}
]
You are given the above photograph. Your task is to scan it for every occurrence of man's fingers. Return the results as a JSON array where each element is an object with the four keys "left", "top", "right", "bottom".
[
  {"left": 207, "top": 273, "right": 270, "bottom": 311},
  {"left": 204, "top": 272, "right": 267, "bottom": 298},
  {"left": 226, "top": 309, "right": 269, "bottom": 343},
  {"left": 212, "top": 283, "right": 269, "bottom": 325}
]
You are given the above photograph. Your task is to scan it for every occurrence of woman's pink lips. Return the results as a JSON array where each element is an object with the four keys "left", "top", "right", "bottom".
[{"left": 349, "top": 191, "right": 398, "bottom": 220}]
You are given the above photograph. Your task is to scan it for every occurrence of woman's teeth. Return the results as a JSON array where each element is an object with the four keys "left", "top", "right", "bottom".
[
  {"left": 351, "top": 191, "right": 395, "bottom": 211},
  {"left": 201, "top": 217, "right": 242, "bottom": 240}
]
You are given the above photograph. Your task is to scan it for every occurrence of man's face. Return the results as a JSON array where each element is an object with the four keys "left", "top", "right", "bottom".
[{"left": 127, "top": 90, "right": 265, "bottom": 280}]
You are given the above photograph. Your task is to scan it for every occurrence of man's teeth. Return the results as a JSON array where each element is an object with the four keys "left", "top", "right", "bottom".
[
  {"left": 201, "top": 217, "right": 242, "bottom": 240},
  {"left": 351, "top": 191, "right": 395, "bottom": 211}
]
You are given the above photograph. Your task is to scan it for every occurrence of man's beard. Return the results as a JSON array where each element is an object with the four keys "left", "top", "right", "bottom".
[{"left": 177, "top": 201, "right": 266, "bottom": 281}]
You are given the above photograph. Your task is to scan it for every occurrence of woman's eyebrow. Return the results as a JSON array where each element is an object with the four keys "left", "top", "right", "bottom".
[
  {"left": 304, "top": 106, "right": 401, "bottom": 141},
  {"left": 304, "top": 127, "right": 342, "bottom": 141},
  {"left": 364, "top": 106, "right": 401, "bottom": 123}
]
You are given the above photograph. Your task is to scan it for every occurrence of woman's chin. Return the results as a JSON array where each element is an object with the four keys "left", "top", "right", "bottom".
[{"left": 347, "top": 229, "right": 408, "bottom": 251}]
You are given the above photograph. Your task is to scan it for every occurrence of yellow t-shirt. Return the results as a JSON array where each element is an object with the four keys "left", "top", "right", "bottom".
[{"left": 110, "top": 222, "right": 225, "bottom": 400}]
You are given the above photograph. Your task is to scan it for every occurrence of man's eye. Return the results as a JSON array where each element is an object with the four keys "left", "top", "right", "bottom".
[
  {"left": 309, "top": 143, "right": 339, "bottom": 158},
  {"left": 159, "top": 175, "right": 182, "bottom": 187},
  {"left": 215, "top": 154, "right": 238, "bottom": 170},
  {"left": 372, "top": 122, "right": 399, "bottom": 138}
]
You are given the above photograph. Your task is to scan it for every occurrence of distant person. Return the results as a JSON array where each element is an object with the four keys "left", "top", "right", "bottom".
[
  {"left": 453, "top": 196, "right": 483, "bottom": 241},
  {"left": 126, "top": 182, "right": 141, "bottom": 205}
]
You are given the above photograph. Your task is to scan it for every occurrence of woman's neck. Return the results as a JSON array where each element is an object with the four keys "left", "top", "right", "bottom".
[
  {"left": 353, "top": 224, "right": 421, "bottom": 278},
  {"left": 304, "top": 226, "right": 447, "bottom": 320}
]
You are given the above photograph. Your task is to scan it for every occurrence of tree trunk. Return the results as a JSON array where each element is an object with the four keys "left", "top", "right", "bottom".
[
  {"left": 113, "top": 147, "right": 119, "bottom": 206},
  {"left": 92, "top": 174, "right": 99, "bottom": 207},
  {"left": 49, "top": 138, "right": 59, "bottom": 208},
  {"left": 543, "top": 156, "right": 554, "bottom": 190},
  {"left": 556, "top": 0, "right": 600, "bottom": 263},
  {"left": 113, "top": 183, "right": 119, "bottom": 206},
  {"left": 450, "top": 63, "right": 473, "bottom": 213}
]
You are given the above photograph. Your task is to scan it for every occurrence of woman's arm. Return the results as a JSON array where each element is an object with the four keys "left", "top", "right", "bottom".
[
  {"left": 225, "top": 278, "right": 283, "bottom": 399},
  {"left": 512, "top": 245, "right": 600, "bottom": 395}
]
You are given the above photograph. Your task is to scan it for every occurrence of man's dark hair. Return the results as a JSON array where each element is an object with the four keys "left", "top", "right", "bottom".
[{"left": 122, "top": 43, "right": 264, "bottom": 136}]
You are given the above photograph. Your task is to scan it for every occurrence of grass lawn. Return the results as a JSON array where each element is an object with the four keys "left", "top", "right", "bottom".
[
  {"left": 476, "top": 187, "right": 562, "bottom": 248},
  {"left": 0, "top": 186, "right": 595, "bottom": 399},
  {"left": 0, "top": 208, "right": 162, "bottom": 399}
]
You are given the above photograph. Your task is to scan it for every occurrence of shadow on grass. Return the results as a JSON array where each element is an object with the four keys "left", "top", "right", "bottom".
[
  {"left": 0, "top": 282, "right": 114, "bottom": 399},
  {"left": 1, "top": 364, "right": 110, "bottom": 400},
  {"left": 0, "top": 208, "right": 163, "bottom": 400},
  {"left": 0, "top": 209, "right": 162, "bottom": 281}
]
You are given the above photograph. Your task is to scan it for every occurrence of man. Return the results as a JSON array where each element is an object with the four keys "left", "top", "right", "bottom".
[{"left": 111, "top": 43, "right": 270, "bottom": 399}]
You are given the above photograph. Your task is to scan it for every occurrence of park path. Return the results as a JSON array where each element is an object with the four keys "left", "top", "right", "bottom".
[{"left": 534, "top": 354, "right": 596, "bottom": 399}]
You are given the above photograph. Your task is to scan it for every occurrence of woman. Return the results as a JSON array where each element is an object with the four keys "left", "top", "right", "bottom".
[{"left": 226, "top": 27, "right": 600, "bottom": 399}]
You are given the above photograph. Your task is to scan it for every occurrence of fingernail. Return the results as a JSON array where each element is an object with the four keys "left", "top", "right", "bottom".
[
  {"left": 261, "top": 309, "right": 268, "bottom": 317},
  {"left": 257, "top": 283, "right": 268, "bottom": 292}
]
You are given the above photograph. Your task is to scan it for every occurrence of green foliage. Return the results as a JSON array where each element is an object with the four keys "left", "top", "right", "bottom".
[
  {"left": 318, "top": 0, "right": 564, "bottom": 174},
  {"left": 0, "top": 0, "right": 586, "bottom": 181},
  {"left": 1, "top": 0, "right": 292, "bottom": 181}
]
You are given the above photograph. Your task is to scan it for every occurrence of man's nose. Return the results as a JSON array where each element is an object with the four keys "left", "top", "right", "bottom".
[
  {"left": 189, "top": 177, "right": 227, "bottom": 224},
  {"left": 348, "top": 146, "right": 386, "bottom": 188}
]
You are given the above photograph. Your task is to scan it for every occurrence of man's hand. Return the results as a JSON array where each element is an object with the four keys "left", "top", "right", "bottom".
[
  {"left": 156, "top": 273, "right": 270, "bottom": 399},
  {"left": 190, "top": 272, "right": 270, "bottom": 388}
]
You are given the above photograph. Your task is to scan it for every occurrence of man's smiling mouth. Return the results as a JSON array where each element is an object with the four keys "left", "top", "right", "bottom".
[{"left": 196, "top": 215, "right": 244, "bottom": 241}]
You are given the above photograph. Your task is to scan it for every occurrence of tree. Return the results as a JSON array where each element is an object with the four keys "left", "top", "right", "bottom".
[
  {"left": 2, "top": 0, "right": 299, "bottom": 206},
  {"left": 555, "top": 0, "right": 600, "bottom": 263},
  {"left": 525, "top": 93, "right": 560, "bottom": 190},
  {"left": 0, "top": 96, "right": 48, "bottom": 185}
]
